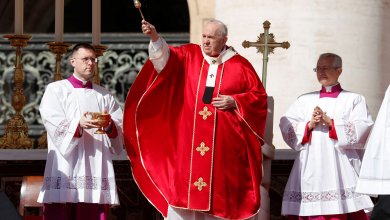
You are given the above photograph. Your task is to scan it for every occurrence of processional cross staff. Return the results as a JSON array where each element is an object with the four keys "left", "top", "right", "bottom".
[{"left": 242, "top": 20, "right": 290, "bottom": 89}]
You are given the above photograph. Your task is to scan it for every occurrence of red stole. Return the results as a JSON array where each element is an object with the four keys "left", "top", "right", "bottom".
[{"left": 188, "top": 59, "right": 224, "bottom": 210}]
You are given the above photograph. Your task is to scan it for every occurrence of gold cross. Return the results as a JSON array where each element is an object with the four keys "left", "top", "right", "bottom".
[
  {"left": 194, "top": 177, "right": 207, "bottom": 191},
  {"left": 199, "top": 106, "right": 212, "bottom": 120},
  {"left": 242, "top": 20, "right": 290, "bottom": 89},
  {"left": 196, "top": 142, "right": 210, "bottom": 156}
]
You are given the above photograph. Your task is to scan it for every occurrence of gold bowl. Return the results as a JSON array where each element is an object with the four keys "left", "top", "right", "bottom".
[{"left": 89, "top": 112, "right": 111, "bottom": 134}]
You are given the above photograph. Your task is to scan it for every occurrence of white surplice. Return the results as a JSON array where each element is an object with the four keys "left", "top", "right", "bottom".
[
  {"left": 279, "top": 90, "right": 374, "bottom": 216},
  {"left": 356, "top": 85, "right": 390, "bottom": 195},
  {"left": 37, "top": 79, "right": 123, "bottom": 205}
]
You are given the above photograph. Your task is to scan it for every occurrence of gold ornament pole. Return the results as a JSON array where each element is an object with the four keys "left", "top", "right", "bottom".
[
  {"left": 0, "top": 34, "right": 34, "bottom": 149},
  {"left": 37, "top": 42, "right": 71, "bottom": 149},
  {"left": 242, "top": 21, "right": 290, "bottom": 219},
  {"left": 47, "top": 42, "right": 71, "bottom": 81},
  {"left": 133, "top": 0, "right": 145, "bottom": 20},
  {"left": 92, "top": 45, "right": 107, "bottom": 85},
  {"left": 242, "top": 20, "right": 290, "bottom": 89}
]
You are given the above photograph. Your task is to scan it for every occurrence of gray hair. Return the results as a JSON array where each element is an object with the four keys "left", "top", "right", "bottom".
[
  {"left": 318, "top": 53, "right": 342, "bottom": 68},
  {"left": 205, "top": 19, "right": 228, "bottom": 37}
]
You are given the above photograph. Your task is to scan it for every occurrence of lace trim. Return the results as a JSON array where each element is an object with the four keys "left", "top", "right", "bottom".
[
  {"left": 283, "top": 187, "right": 363, "bottom": 203},
  {"left": 344, "top": 121, "right": 357, "bottom": 145},
  {"left": 286, "top": 122, "right": 298, "bottom": 146},
  {"left": 54, "top": 119, "right": 71, "bottom": 147},
  {"left": 43, "top": 176, "right": 116, "bottom": 191}
]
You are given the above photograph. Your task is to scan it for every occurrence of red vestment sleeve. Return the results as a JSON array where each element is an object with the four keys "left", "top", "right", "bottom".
[
  {"left": 301, "top": 120, "right": 337, "bottom": 145},
  {"left": 73, "top": 125, "right": 82, "bottom": 138},
  {"left": 123, "top": 54, "right": 183, "bottom": 217},
  {"left": 230, "top": 57, "right": 267, "bottom": 145},
  {"left": 301, "top": 122, "right": 313, "bottom": 145},
  {"left": 106, "top": 120, "right": 118, "bottom": 138},
  {"left": 329, "top": 119, "right": 338, "bottom": 140}
]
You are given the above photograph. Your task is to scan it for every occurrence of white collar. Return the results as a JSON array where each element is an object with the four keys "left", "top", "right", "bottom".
[
  {"left": 201, "top": 46, "right": 237, "bottom": 65},
  {"left": 324, "top": 83, "right": 340, "bottom": 92},
  {"left": 73, "top": 73, "right": 89, "bottom": 85}
]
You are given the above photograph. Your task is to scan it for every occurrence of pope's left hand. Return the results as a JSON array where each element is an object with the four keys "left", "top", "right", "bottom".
[{"left": 212, "top": 95, "right": 237, "bottom": 110}]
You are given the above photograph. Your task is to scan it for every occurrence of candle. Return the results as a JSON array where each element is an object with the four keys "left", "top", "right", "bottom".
[
  {"left": 92, "top": 0, "right": 101, "bottom": 45},
  {"left": 14, "top": 0, "right": 23, "bottom": 35},
  {"left": 55, "top": 0, "right": 64, "bottom": 42}
]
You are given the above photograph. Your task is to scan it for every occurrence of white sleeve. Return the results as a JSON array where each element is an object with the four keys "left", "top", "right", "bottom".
[
  {"left": 279, "top": 98, "right": 308, "bottom": 151},
  {"left": 39, "top": 83, "right": 80, "bottom": 156},
  {"left": 334, "top": 95, "right": 373, "bottom": 149},
  {"left": 356, "top": 85, "right": 390, "bottom": 194},
  {"left": 106, "top": 94, "right": 124, "bottom": 155},
  {"left": 148, "top": 37, "right": 170, "bottom": 73}
]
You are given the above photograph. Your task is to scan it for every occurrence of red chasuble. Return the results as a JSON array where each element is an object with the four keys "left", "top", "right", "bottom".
[{"left": 123, "top": 44, "right": 267, "bottom": 219}]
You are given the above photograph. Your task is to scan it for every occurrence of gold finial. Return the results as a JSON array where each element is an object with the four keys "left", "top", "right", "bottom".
[
  {"left": 133, "top": 0, "right": 145, "bottom": 20},
  {"left": 134, "top": 0, "right": 141, "bottom": 8}
]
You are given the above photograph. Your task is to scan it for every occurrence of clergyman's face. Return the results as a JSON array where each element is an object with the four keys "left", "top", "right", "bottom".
[
  {"left": 202, "top": 23, "right": 227, "bottom": 57},
  {"left": 70, "top": 48, "right": 96, "bottom": 81},
  {"left": 316, "top": 57, "right": 342, "bottom": 87}
]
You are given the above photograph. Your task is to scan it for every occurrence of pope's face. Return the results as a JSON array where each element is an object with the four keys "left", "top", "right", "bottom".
[
  {"left": 202, "top": 23, "right": 227, "bottom": 57},
  {"left": 70, "top": 48, "right": 96, "bottom": 81},
  {"left": 316, "top": 57, "right": 342, "bottom": 87}
]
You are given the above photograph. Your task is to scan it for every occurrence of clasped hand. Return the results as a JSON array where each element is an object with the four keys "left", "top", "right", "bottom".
[{"left": 308, "top": 106, "right": 332, "bottom": 130}]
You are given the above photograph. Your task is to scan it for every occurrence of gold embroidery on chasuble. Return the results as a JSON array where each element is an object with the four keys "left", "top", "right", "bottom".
[
  {"left": 196, "top": 142, "right": 210, "bottom": 156},
  {"left": 194, "top": 177, "right": 207, "bottom": 191},
  {"left": 199, "top": 106, "right": 212, "bottom": 120}
]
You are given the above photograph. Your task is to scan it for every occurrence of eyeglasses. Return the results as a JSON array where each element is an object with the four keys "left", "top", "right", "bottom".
[
  {"left": 73, "top": 57, "right": 98, "bottom": 64},
  {"left": 313, "top": 66, "right": 339, "bottom": 73}
]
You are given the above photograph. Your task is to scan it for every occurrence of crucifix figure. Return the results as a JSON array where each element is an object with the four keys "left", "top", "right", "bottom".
[{"left": 242, "top": 20, "right": 290, "bottom": 89}]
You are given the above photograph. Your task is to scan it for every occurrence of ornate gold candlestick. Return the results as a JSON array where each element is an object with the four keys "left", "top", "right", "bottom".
[
  {"left": 47, "top": 42, "right": 71, "bottom": 81},
  {"left": 37, "top": 42, "right": 71, "bottom": 149},
  {"left": 92, "top": 44, "right": 107, "bottom": 85},
  {"left": 0, "top": 34, "right": 34, "bottom": 149}
]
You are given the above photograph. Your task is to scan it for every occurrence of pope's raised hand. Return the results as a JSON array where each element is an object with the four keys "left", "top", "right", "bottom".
[{"left": 141, "top": 20, "right": 159, "bottom": 42}]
